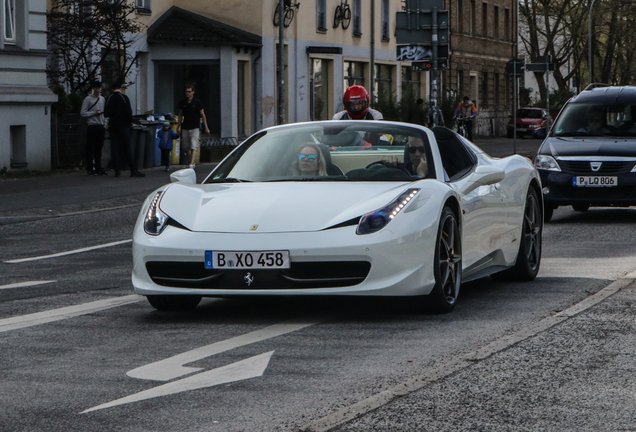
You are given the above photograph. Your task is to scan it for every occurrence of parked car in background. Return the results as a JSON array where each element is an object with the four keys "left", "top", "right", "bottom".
[
  {"left": 534, "top": 86, "right": 636, "bottom": 222},
  {"left": 507, "top": 108, "right": 548, "bottom": 138}
]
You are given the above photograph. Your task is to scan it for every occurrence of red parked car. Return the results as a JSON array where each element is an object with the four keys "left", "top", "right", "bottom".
[{"left": 507, "top": 108, "right": 548, "bottom": 138}]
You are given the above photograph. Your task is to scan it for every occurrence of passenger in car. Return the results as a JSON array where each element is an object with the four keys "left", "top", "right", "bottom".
[{"left": 290, "top": 143, "right": 328, "bottom": 177}]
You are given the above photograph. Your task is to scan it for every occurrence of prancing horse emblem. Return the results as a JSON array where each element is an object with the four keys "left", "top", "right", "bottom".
[
  {"left": 590, "top": 162, "right": 602, "bottom": 172},
  {"left": 244, "top": 272, "right": 254, "bottom": 286}
]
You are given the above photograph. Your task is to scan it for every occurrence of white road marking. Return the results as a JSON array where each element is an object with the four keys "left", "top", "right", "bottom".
[
  {"left": 4, "top": 239, "right": 132, "bottom": 263},
  {"left": 81, "top": 351, "right": 275, "bottom": 414},
  {"left": 0, "top": 295, "right": 143, "bottom": 333},
  {"left": 0, "top": 280, "right": 56, "bottom": 290},
  {"left": 127, "top": 317, "right": 327, "bottom": 381}
]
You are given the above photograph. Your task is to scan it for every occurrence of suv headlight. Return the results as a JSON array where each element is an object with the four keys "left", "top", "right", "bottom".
[
  {"left": 357, "top": 188, "right": 420, "bottom": 235},
  {"left": 534, "top": 155, "right": 561, "bottom": 171},
  {"left": 144, "top": 191, "right": 169, "bottom": 236}
]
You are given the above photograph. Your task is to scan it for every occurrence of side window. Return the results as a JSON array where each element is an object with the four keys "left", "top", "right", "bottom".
[{"left": 432, "top": 127, "right": 477, "bottom": 181}]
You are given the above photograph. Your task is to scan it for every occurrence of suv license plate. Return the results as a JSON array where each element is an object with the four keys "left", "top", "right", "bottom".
[
  {"left": 573, "top": 176, "right": 617, "bottom": 187},
  {"left": 205, "top": 251, "right": 290, "bottom": 269}
]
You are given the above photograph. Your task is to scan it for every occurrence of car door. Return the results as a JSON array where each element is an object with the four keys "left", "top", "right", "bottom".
[{"left": 436, "top": 133, "right": 507, "bottom": 271}]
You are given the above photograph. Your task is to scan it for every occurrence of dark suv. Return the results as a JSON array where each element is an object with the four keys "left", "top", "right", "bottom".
[{"left": 534, "top": 86, "right": 636, "bottom": 221}]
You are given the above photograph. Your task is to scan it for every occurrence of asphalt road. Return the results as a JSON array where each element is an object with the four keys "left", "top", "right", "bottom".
[{"left": 2, "top": 138, "right": 636, "bottom": 431}]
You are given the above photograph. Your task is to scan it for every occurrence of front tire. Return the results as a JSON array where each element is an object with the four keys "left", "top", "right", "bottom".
[
  {"left": 493, "top": 187, "right": 542, "bottom": 281},
  {"left": 147, "top": 295, "right": 202, "bottom": 311},
  {"left": 424, "top": 207, "right": 462, "bottom": 313}
]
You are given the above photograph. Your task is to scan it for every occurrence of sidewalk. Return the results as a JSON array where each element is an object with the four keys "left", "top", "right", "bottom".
[
  {"left": 0, "top": 164, "right": 214, "bottom": 217},
  {"left": 319, "top": 277, "right": 636, "bottom": 432}
]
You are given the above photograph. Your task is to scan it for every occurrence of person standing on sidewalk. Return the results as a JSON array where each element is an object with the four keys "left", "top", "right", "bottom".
[
  {"left": 156, "top": 121, "right": 179, "bottom": 171},
  {"left": 177, "top": 84, "right": 210, "bottom": 169},
  {"left": 80, "top": 80, "right": 107, "bottom": 176},
  {"left": 104, "top": 80, "right": 145, "bottom": 178}
]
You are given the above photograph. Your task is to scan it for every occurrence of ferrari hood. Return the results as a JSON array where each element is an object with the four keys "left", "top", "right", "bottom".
[
  {"left": 159, "top": 182, "right": 417, "bottom": 233},
  {"left": 540, "top": 137, "right": 636, "bottom": 157}
]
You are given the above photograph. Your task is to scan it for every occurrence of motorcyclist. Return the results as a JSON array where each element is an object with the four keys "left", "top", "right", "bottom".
[{"left": 333, "top": 85, "right": 383, "bottom": 120}]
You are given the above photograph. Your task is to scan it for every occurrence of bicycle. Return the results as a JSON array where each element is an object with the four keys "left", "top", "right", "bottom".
[
  {"left": 273, "top": 0, "right": 300, "bottom": 28},
  {"left": 333, "top": 0, "right": 351, "bottom": 30},
  {"left": 456, "top": 116, "right": 469, "bottom": 138}
]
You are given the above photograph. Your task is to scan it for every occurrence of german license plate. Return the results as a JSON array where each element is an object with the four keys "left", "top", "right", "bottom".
[
  {"left": 205, "top": 251, "right": 290, "bottom": 269},
  {"left": 573, "top": 176, "right": 617, "bottom": 187}
]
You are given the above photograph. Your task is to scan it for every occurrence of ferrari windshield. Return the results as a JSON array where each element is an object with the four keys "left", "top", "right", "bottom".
[
  {"left": 552, "top": 102, "right": 636, "bottom": 137},
  {"left": 204, "top": 122, "right": 435, "bottom": 182}
]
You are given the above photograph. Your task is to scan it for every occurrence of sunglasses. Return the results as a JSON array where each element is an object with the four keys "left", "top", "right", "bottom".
[
  {"left": 407, "top": 146, "right": 426, "bottom": 154},
  {"left": 298, "top": 153, "right": 317, "bottom": 162},
  {"left": 589, "top": 118, "right": 602, "bottom": 123}
]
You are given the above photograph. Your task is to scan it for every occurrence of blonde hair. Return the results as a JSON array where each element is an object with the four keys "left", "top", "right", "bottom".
[{"left": 290, "top": 142, "right": 328, "bottom": 176}]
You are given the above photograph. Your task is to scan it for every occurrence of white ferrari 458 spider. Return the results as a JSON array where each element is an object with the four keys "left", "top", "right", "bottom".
[{"left": 132, "top": 121, "right": 543, "bottom": 313}]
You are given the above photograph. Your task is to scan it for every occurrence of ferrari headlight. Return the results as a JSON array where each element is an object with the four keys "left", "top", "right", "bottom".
[
  {"left": 533, "top": 155, "right": 561, "bottom": 172},
  {"left": 357, "top": 188, "right": 420, "bottom": 235},
  {"left": 144, "top": 191, "right": 169, "bottom": 236}
]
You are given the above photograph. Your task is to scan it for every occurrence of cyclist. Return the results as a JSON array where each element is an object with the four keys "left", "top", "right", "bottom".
[
  {"left": 453, "top": 96, "right": 477, "bottom": 140},
  {"left": 333, "top": 85, "right": 383, "bottom": 120}
]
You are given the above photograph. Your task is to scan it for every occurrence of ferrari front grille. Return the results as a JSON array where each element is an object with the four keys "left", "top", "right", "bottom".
[{"left": 146, "top": 261, "right": 371, "bottom": 289}]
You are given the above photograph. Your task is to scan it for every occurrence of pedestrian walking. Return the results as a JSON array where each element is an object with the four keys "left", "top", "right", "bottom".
[
  {"left": 177, "top": 84, "right": 210, "bottom": 169},
  {"left": 104, "top": 80, "right": 145, "bottom": 178},
  {"left": 156, "top": 121, "right": 179, "bottom": 171},
  {"left": 80, "top": 80, "right": 107, "bottom": 175}
]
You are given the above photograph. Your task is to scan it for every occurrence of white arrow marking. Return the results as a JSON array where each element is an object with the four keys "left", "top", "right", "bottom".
[
  {"left": 81, "top": 350, "right": 275, "bottom": 414},
  {"left": 127, "top": 317, "right": 325, "bottom": 382}
]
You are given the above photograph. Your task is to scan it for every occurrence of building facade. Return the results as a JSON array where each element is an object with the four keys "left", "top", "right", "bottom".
[
  {"left": 104, "top": 0, "right": 428, "bottom": 144},
  {"left": 446, "top": 0, "right": 516, "bottom": 136},
  {"left": 0, "top": 0, "right": 57, "bottom": 171}
]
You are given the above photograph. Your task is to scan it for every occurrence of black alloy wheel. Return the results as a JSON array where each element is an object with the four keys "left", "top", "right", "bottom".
[
  {"left": 493, "top": 187, "right": 542, "bottom": 281},
  {"left": 425, "top": 206, "right": 462, "bottom": 313}
]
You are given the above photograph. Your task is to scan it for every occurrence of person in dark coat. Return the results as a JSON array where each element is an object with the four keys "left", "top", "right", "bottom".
[{"left": 104, "top": 80, "right": 145, "bottom": 177}]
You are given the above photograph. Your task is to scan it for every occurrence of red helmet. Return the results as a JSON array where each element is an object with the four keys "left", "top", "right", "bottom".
[{"left": 343, "top": 85, "right": 370, "bottom": 119}]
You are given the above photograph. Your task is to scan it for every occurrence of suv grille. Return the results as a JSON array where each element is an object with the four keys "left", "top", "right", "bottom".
[{"left": 558, "top": 160, "right": 636, "bottom": 174}]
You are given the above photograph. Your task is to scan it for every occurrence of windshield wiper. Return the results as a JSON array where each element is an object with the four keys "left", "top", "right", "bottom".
[
  {"left": 206, "top": 177, "right": 252, "bottom": 183},
  {"left": 264, "top": 176, "right": 350, "bottom": 182}
]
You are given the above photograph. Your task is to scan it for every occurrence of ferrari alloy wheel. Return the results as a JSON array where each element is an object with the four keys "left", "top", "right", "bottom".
[
  {"left": 426, "top": 206, "right": 462, "bottom": 313},
  {"left": 493, "top": 187, "right": 542, "bottom": 281},
  {"left": 147, "top": 295, "right": 202, "bottom": 311}
]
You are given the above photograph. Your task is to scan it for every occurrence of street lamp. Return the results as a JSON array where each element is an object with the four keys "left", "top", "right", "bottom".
[{"left": 588, "top": 0, "right": 599, "bottom": 84}]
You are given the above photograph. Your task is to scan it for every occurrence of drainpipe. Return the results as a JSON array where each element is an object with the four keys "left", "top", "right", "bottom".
[
  {"left": 278, "top": 0, "right": 285, "bottom": 125},
  {"left": 370, "top": 0, "right": 375, "bottom": 104}
]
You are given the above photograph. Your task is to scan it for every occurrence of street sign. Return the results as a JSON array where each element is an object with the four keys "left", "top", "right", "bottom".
[
  {"left": 397, "top": 44, "right": 448, "bottom": 61},
  {"left": 505, "top": 59, "right": 524, "bottom": 77},
  {"left": 526, "top": 63, "right": 555, "bottom": 72},
  {"left": 404, "top": 0, "right": 444, "bottom": 9},
  {"left": 395, "top": 10, "right": 449, "bottom": 45}
]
